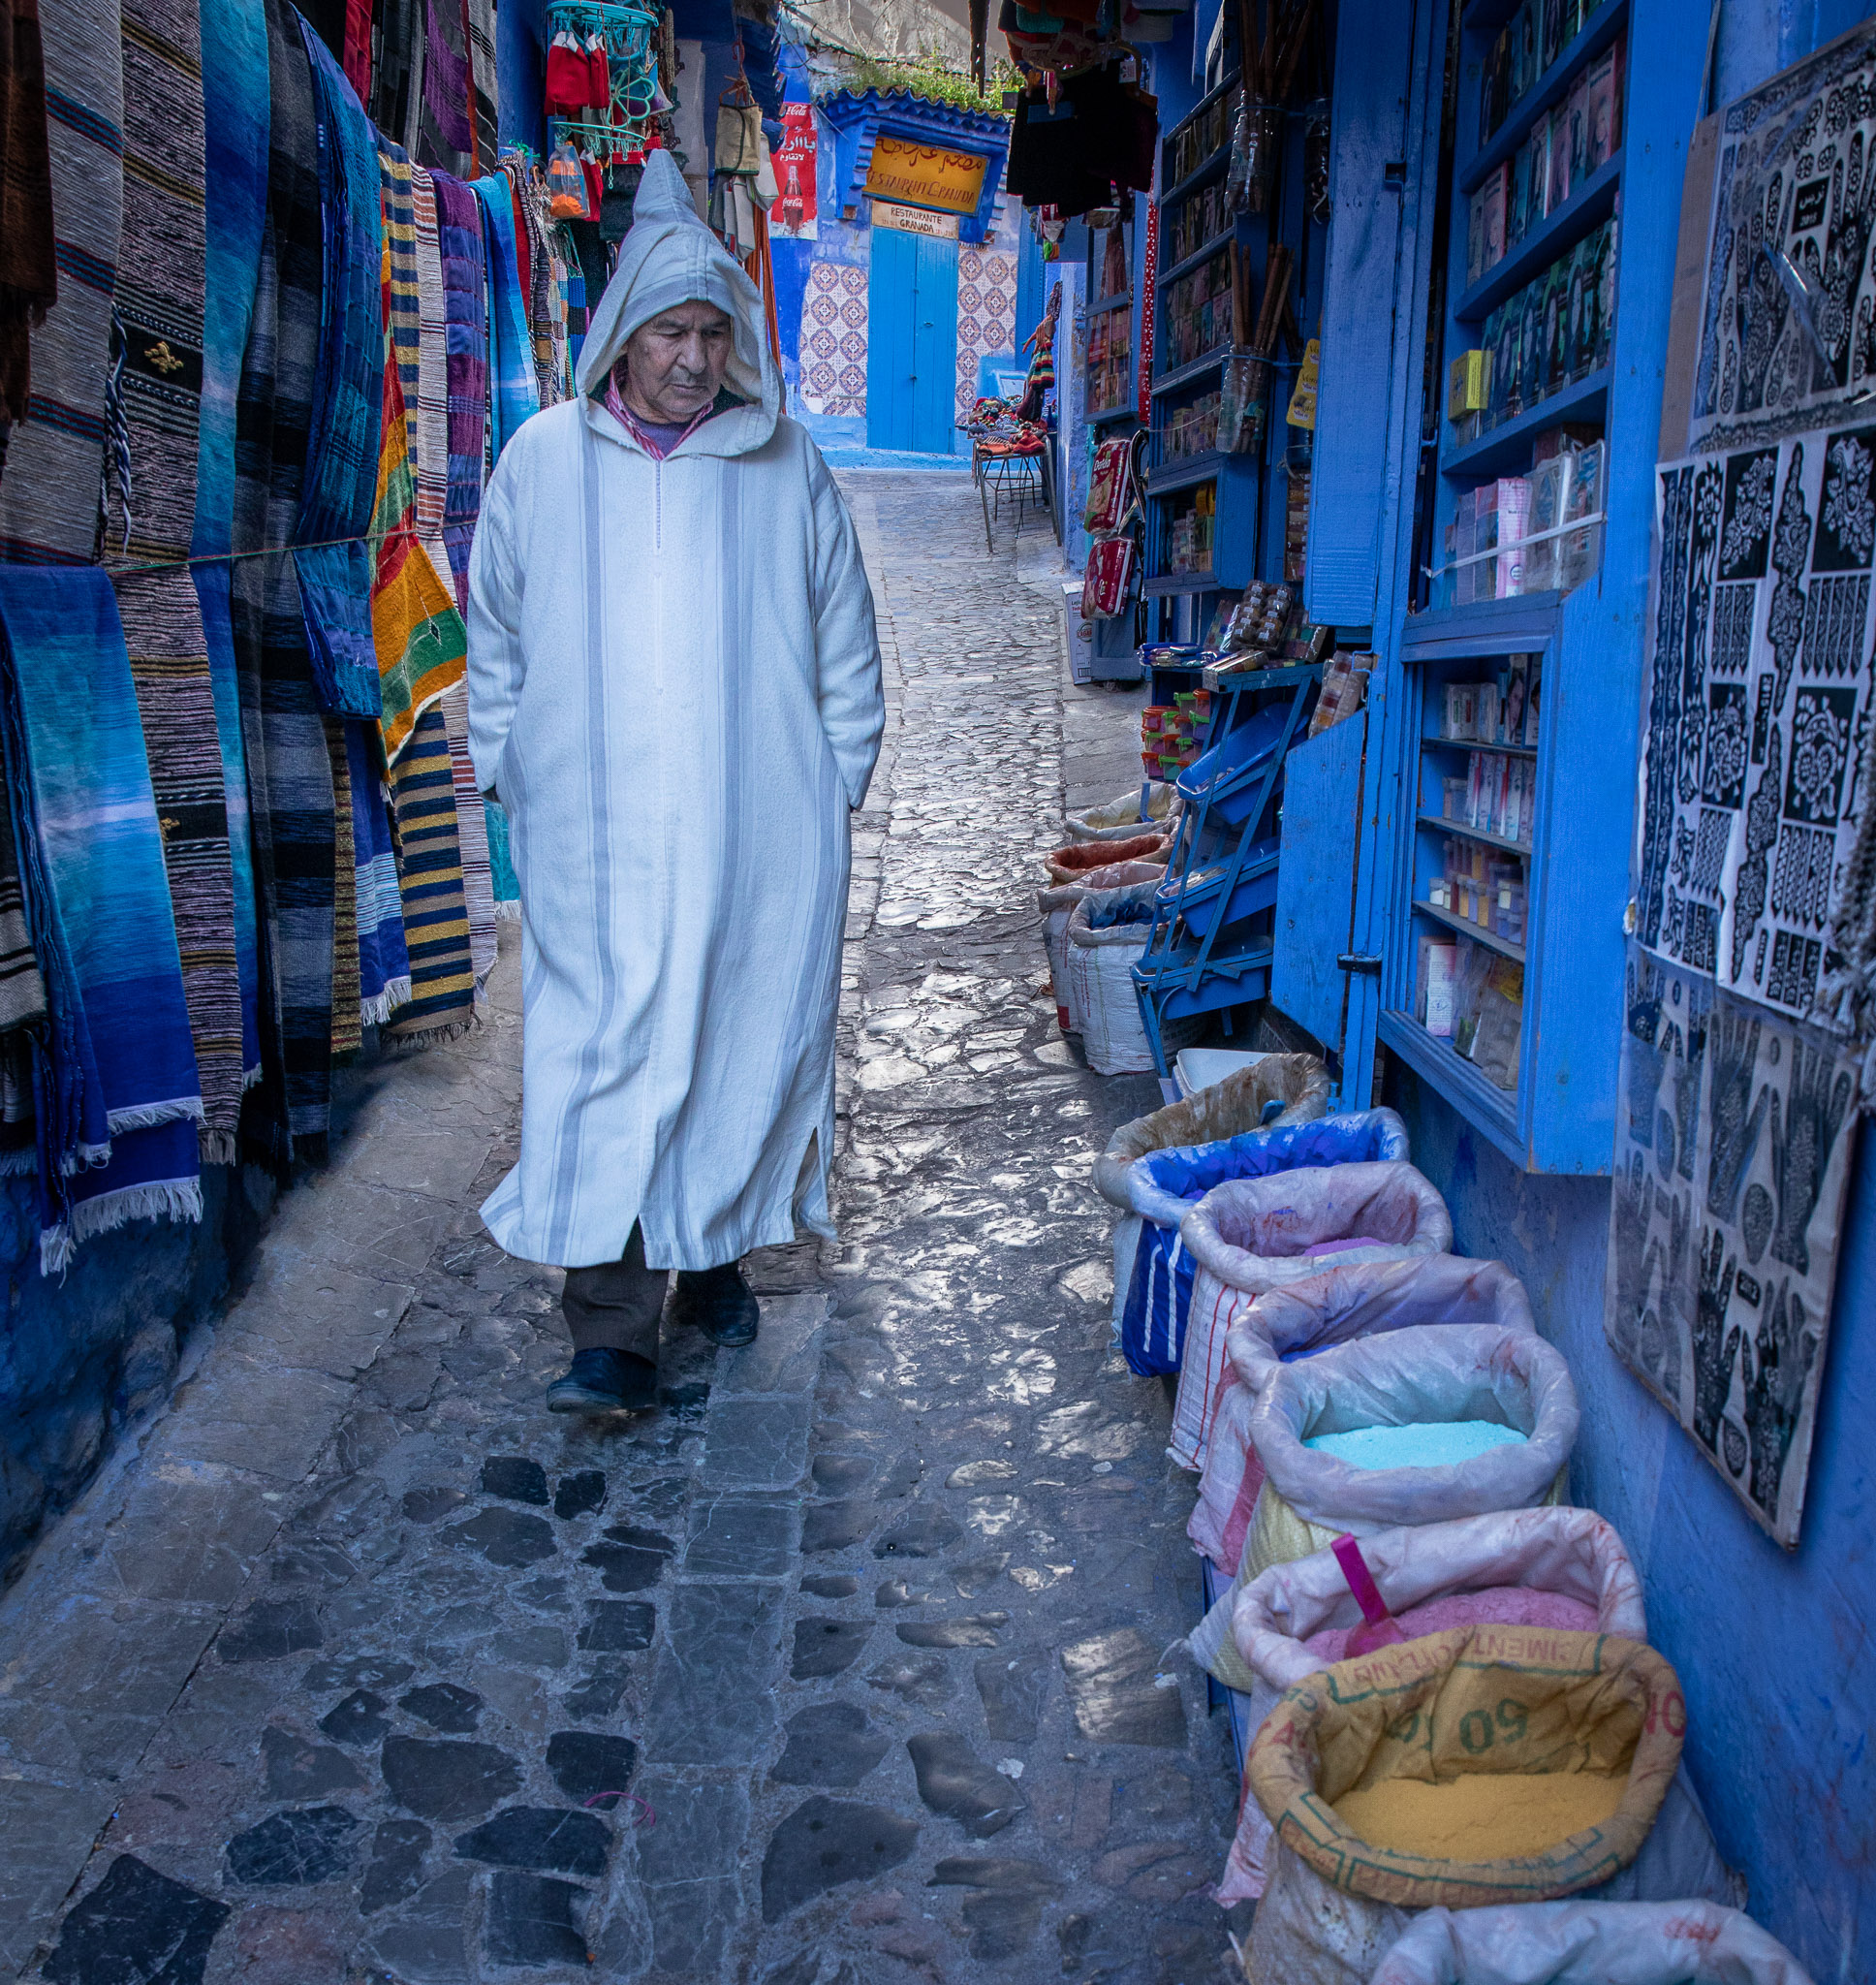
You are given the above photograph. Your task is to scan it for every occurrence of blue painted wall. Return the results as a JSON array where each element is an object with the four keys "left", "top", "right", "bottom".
[{"left": 1375, "top": 12, "right": 1876, "bottom": 1975}]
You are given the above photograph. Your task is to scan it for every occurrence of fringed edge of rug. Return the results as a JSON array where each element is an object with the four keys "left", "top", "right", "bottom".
[
  {"left": 40, "top": 1177, "right": 205, "bottom": 1277},
  {"left": 0, "top": 1147, "right": 35, "bottom": 1176},
  {"left": 382, "top": 1010, "right": 483, "bottom": 1054},
  {"left": 362, "top": 973, "right": 415, "bottom": 1027},
  {"left": 200, "top": 1127, "right": 240, "bottom": 1167},
  {"left": 107, "top": 1097, "right": 207, "bottom": 1137},
  {"left": 242, "top": 1061, "right": 265, "bottom": 1092}
]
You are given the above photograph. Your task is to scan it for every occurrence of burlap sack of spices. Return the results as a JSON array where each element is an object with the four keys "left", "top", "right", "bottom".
[{"left": 1241, "top": 1624, "right": 1685, "bottom": 1985}]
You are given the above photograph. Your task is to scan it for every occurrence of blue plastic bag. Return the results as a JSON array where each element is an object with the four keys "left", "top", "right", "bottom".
[{"left": 1118, "top": 1110, "right": 1410, "bottom": 1376}]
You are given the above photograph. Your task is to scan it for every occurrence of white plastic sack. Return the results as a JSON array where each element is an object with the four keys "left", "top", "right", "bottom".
[
  {"left": 1370, "top": 1901, "right": 1814, "bottom": 1985},
  {"left": 1189, "top": 1258, "right": 1537, "bottom": 1572},
  {"left": 1217, "top": 1507, "right": 1646, "bottom": 1900},
  {"left": 1169, "top": 1163, "right": 1454, "bottom": 1470},
  {"left": 1064, "top": 782, "right": 1181, "bottom": 840},
  {"left": 1063, "top": 899, "right": 1185, "bottom": 1075},
  {"left": 1039, "top": 866, "right": 1162, "bottom": 1035}
]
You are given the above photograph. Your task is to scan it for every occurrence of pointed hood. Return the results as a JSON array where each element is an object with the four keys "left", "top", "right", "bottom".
[{"left": 576, "top": 150, "right": 779, "bottom": 456}]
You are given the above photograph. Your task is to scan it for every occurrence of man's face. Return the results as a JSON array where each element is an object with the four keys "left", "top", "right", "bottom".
[{"left": 621, "top": 301, "right": 735, "bottom": 425}]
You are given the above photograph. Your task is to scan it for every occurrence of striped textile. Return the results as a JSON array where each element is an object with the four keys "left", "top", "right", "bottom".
[
  {"left": 485, "top": 797, "right": 518, "bottom": 918},
  {"left": 325, "top": 715, "right": 361, "bottom": 1056},
  {"left": 0, "top": 0, "right": 57, "bottom": 428},
  {"left": 441, "top": 681, "right": 494, "bottom": 982},
  {"left": 0, "top": 567, "right": 201, "bottom": 1270},
  {"left": 408, "top": 164, "right": 451, "bottom": 568},
  {"left": 382, "top": 148, "right": 420, "bottom": 415},
  {"left": 0, "top": 793, "right": 46, "bottom": 1030},
  {"left": 464, "top": 0, "right": 496, "bottom": 170},
  {"left": 0, "top": 0, "right": 123, "bottom": 563},
  {"left": 416, "top": 0, "right": 470, "bottom": 172},
  {"left": 297, "top": 20, "right": 383, "bottom": 719},
  {"left": 107, "top": 0, "right": 244, "bottom": 1166},
  {"left": 346, "top": 717, "right": 409, "bottom": 1023},
  {"left": 512, "top": 160, "right": 568, "bottom": 409},
  {"left": 474, "top": 168, "right": 538, "bottom": 461},
  {"left": 229, "top": 0, "right": 337, "bottom": 1168},
  {"left": 193, "top": 0, "right": 268, "bottom": 1090},
  {"left": 431, "top": 169, "right": 486, "bottom": 606},
  {"left": 385, "top": 700, "right": 475, "bottom": 1042}
]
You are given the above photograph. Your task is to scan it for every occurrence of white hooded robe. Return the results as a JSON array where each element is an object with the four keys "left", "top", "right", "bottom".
[{"left": 466, "top": 152, "right": 885, "bottom": 1271}]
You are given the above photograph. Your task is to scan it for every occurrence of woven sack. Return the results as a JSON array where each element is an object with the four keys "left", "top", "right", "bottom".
[
  {"left": 1038, "top": 866, "right": 1162, "bottom": 1034},
  {"left": 1168, "top": 1161, "right": 1453, "bottom": 1469},
  {"left": 1064, "top": 782, "right": 1180, "bottom": 841},
  {"left": 1188, "top": 1256, "right": 1536, "bottom": 1575},
  {"left": 1044, "top": 830, "right": 1168, "bottom": 881},
  {"left": 1061, "top": 899, "right": 1158, "bottom": 1075}
]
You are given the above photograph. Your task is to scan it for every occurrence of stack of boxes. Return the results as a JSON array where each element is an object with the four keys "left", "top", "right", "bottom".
[{"left": 1140, "top": 691, "right": 1212, "bottom": 781}]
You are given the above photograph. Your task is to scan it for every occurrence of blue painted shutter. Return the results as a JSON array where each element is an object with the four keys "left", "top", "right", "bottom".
[{"left": 1304, "top": 13, "right": 1419, "bottom": 627}]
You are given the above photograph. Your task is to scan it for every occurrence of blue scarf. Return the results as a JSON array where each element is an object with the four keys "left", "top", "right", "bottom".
[
  {"left": 473, "top": 171, "right": 539, "bottom": 460},
  {"left": 0, "top": 569, "right": 202, "bottom": 1271},
  {"left": 346, "top": 721, "right": 412, "bottom": 1024}
]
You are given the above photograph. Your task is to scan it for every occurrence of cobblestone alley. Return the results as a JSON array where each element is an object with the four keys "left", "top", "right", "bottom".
[{"left": 0, "top": 473, "right": 1243, "bottom": 1985}]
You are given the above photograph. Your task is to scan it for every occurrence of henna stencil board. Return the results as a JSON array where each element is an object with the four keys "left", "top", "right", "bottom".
[
  {"left": 1634, "top": 431, "right": 1876, "bottom": 1025},
  {"left": 1688, "top": 21, "right": 1876, "bottom": 457},
  {"left": 1609, "top": 940, "right": 1860, "bottom": 1545}
]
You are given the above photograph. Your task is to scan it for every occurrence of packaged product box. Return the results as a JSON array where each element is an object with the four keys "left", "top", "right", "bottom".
[
  {"left": 1421, "top": 937, "right": 1459, "bottom": 1036},
  {"left": 1560, "top": 437, "right": 1606, "bottom": 588},
  {"left": 1516, "top": 282, "right": 1544, "bottom": 416},
  {"left": 1520, "top": 452, "right": 1567, "bottom": 592},
  {"left": 1476, "top": 681, "right": 1502, "bottom": 745},
  {"left": 1597, "top": 208, "right": 1618, "bottom": 366},
  {"left": 1583, "top": 41, "right": 1619, "bottom": 175},
  {"left": 1541, "top": 0, "right": 1566, "bottom": 69},
  {"left": 1466, "top": 184, "right": 1486, "bottom": 288},
  {"left": 1541, "top": 255, "right": 1569, "bottom": 402},
  {"left": 1524, "top": 652, "right": 1543, "bottom": 744},
  {"left": 1513, "top": 1, "right": 1539, "bottom": 105},
  {"left": 1507, "top": 756, "right": 1529, "bottom": 843},
  {"left": 1562, "top": 234, "right": 1590, "bottom": 379},
  {"left": 1473, "top": 483, "right": 1502, "bottom": 600},
  {"left": 1565, "top": 67, "right": 1591, "bottom": 194},
  {"left": 1482, "top": 30, "right": 1511, "bottom": 143},
  {"left": 1520, "top": 119, "right": 1550, "bottom": 241},
  {"left": 1480, "top": 163, "right": 1509, "bottom": 271},
  {"left": 1494, "top": 477, "right": 1532, "bottom": 597},
  {"left": 1466, "top": 748, "right": 1487, "bottom": 827},
  {"left": 1547, "top": 104, "right": 1573, "bottom": 212},
  {"left": 1493, "top": 751, "right": 1515, "bottom": 835},
  {"left": 1504, "top": 653, "right": 1529, "bottom": 740},
  {"left": 1448, "top": 348, "right": 1491, "bottom": 422}
]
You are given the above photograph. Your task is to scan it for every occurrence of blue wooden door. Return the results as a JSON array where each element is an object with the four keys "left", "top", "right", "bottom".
[{"left": 867, "top": 225, "right": 959, "bottom": 455}]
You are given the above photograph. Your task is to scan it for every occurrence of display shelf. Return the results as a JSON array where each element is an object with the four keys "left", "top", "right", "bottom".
[
  {"left": 1412, "top": 897, "right": 1526, "bottom": 963},
  {"left": 1147, "top": 451, "right": 1228, "bottom": 495},
  {"left": 1441, "top": 365, "right": 1610, "bottom": 480},
  {"left": 1162, "top": 144, "right": 1232, "bottom": 209},
  {"left": 1144, "top": 568, "right": 1221, "bottom": 595},
  {"left": 1087, "top": 291, "right": 1133, "bottom": 314},
  {"left": 1161, "top": 229, "right": 1239, "bottom": 291},
  {"left": 1454, "top": 152, "right": 1622, "bottom": 324},
  {"left": 1089, "top": 402, "right": 1141, "bottom": 425},
  {"left": 1151, "top": 346, "right": 1232, "bottom": 396},
  {"left": 1423, "top": 732, "right": 1539, "bottom": 758},
  {"left": 1459, "top": 0, "right": 1629, "bottom": 194},
  {"left": 1417, "top": 810, "right": 1531, "bottom": 855},
  {"left": 1378, "top": 1007, "right": 1521, "bottom": 1153}
]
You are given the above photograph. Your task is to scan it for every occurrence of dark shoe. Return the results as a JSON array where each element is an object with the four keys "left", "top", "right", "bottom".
[
  {"left": 670, "top": 1262, "right": 760, "bottom": 1347},
  {"left": 547, "top": 1348, "right": 660, "bottom": 1414}
]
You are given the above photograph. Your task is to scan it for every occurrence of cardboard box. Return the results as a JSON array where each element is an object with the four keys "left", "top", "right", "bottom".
[
  {"left": 1481, "top": 163, "right": 1509, "bottom": 270},
  {"left": 1467, "top": 184, "right": 1486, "bottom": 288},
  {"left": 1448, "top": 349, "right": 1491, "bottom": 420},
  {"left": 1422, "top": 938, "right": 1459, "bottom": 1036},
  {"left": 1584, "top": 42, "right": 1619, "bottom": 175},
  {"left": 1547, "top": 103, "right": 1573, "bottom": 212}
]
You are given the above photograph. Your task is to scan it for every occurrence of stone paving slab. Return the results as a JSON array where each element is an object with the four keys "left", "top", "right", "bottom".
[{"left": 1, "top": 477, "right": 1243, "bottom": 1985}]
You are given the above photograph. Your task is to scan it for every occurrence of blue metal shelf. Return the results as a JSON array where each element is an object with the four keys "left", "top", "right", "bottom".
[
  {"left": 1152, "top": 346, "right": 1234, "bottom": 397},
  {"left": 1459, "top": 0, "right": 1629, "bottom": 196},
  {"left": 1088, "top": 403, "right": 1141, "bottom": 425},
  {"left": 1454, "top": 152, "right": 1621, "bottom": 325},
  {"left": 1143, "top": 569, "right": 1223, "bottom": 596},
  {"left": 1147, "top": 450, "right": 1232, "bottom": 495},
  {"left": 1441, "top": 364, "right": 1610, "bottom": 480},
  {"left": 1160, "top": 228, "right": 1238, "bottom": 291}
]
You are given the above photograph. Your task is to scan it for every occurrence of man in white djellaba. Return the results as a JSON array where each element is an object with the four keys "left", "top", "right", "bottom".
[{"left": 466, "top": 150, "right": 885, "bottom": 1413}]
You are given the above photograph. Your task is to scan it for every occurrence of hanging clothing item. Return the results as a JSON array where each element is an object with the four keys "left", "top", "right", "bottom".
[
  {"left": 346, "top": 718, "right": 410, "bottom": 1024},
  {"left": 407, "top": 165, "right": 452, "bottom": 575},
  {"left": 474, "top": 167, "right": 540, "bottom": 460},
  {"left": 326, "top": 716, "right": 362, "bottom": 1055},
  {"left": 107, "top": 0, "right": 244, "bottom": 1166},
  {"left": 431, "top": 169, "right": 486, "bottom": 606},
  {"left": 194, "top": 0, "right": 268, "bottom": 1093},
  {"left": 0, "top": 788, "right": 44, "bottom": 1033},
  {"left": 0, "top": 0, "right": 121, "bottom": 562},
  {"left": 298, "top": 20, "right": 385, "bottom": 719},
  {"left": 0, "top": 0, "right": 55, "bottom": 429},
  {"left": 485, "top": 797, "right": 518, "bottom": 917},
  {"left": 441, "top": 679, "right": 496, "bottom": 984},
  {"left": 416, "top": 0, "right": 471, "bottom": 171},
  {"left": 465, "top": 150, "right": 884, "bottom": 1271},
  {"left": 230, "top": 0, "right": 339, "bottom": 1169},
  {"left": 0, "top": 567, "right": 202, "bottom": 1271},
  {"left": 384, "top": 699, "right": 476, "bottom": 1042},
  {"left": 464, "top": 0, "right": 496, "bottom": 167}
]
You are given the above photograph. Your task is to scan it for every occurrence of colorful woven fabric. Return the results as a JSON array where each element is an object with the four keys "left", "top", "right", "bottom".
[
  {"left": 325, "top": 715, "right": 361, "bottom": 1055},
  {"left": 408, "top": 162, "right": 451, "bottom": 570},
  {"left": 385, "top": 699, "right": 475, "bottom": 1041},
  {"left": 511, "top": 160, "right": 568, "bottom": 409},
  {"left": 0, "top": 0, "right": 56, "bottom": 427},
  {"left": 0, "top": 567, "right": 201, "bottom": 1270},
  {"left": 417, "top": 0, "right": 471, "bottom": 170},
  {"left": 346, "top": 717, "right": 409, "bottom": 1023},
  {"left": 474, "top": 167, "right": 538, "bottom": 461},
  {"left": 441, "top": 681, "right": 494, "bottom": 983},
  {"left": 297, "top": 18, "right": 383, "bottom": 719},
  {"left": 485, "top": 798, "right": 518, "bottom": 917},
  {"left": 0, "top": 793, "right": 45, "bottom": 1032},
  {"left": 431, "top": 168, "right": 486, "bottom": 606},
  {"left": 370, "top": 149, "right": 467, "bottom": 761},
  {"left": 229, "top": 0, "right": 337, "bottom": 1167},
  {"left": 464, "top": 0, "right": 496, "bottom": 169},
  {"left": 108, "top": 0, "right": 244, "bottom": 1165},
  {"left": 0, "top": 0, "right": 122, "bottom": 564},
  {"left": 194, "top": 0, "right": 268, "bottom": 1090}
]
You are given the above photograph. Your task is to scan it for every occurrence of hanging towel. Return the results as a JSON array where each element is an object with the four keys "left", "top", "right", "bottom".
[
  {"left": 408, "top": 163, "right": 451, "bottom": 571},
  {"left": 431, "top": 169, "right": 487, "bottom": 607},
  {"left": 417, "top": 0, "right": 470, "bottom": 169},
  {"left": 485, "top": 797, "right": 518, "bottom": 918},
  {"left": 326, "top": 714, "right": 361, "bottom": 1055},
  {"left": 0, "top": 566, "right": 202, "bottom": 1270},
  {"left": 475, "top": 167, "right": 538, "bottom": 461},
  {"left": 194, "top": 0, "right": 268, "bottom": 1093},
  {"left": 441, "top": 680, "right": 495, "bottom": 983},
  {"left": 0, "top": 0, "right": 56, "bottom": 429},
  {"left": 346, "top": 718, "right": 409, "bottom": 1023},
  {"left": 0, "top": 0, "right": 120, "bottom": 562},
  {"left": 298, "top": 18, "right": 385, "bottom": 719},
  {"left": 108, "top": 0, "right": 245, "bottom": 1166},
  {"left": 385, "top": 699, "right": 476, "bottom": 1042},
  {"left": 464, "top": 0, "right": 496, "bottom": 168},
  {"left": 229, "top": 0, "right": 339, "bottom": 1169}
]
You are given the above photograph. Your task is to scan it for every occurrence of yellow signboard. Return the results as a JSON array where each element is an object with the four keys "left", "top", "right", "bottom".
[{"left": 864, "top": 135, "right": 987, "bottom": 215}]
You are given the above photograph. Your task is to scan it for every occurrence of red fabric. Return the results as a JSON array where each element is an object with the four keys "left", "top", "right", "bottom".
[
  {"left": 546, "top": 38, "right": 593, "bottom": 112},
  {"left": 587, "top": 36, "right": 611, "bottom": 107},
  {"left": 341, "top": 0, "right": 372, "bottom": 98},
  {"left": 581, "top": 157, "right": 604, "bottom": 218}
]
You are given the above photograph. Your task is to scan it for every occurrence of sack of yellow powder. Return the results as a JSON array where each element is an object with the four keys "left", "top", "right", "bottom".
[
  {"left": 1185, "top": 1323, "right": 1578, "bottom": 1690},
  {"left": 1215, "top": 1506, "right": 1646, "bottom": 1902},
  {"left": 1240, "top": 1624, "right": 1684, "bottom": 1985},
  {"left": 1367, "top": 1900, "right": 1816, "bottom": 1984}
]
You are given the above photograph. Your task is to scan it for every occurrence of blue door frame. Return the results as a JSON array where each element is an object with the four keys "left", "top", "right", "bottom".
[{"left": 867, "top": 224, "right": 960, "bottom": 455}]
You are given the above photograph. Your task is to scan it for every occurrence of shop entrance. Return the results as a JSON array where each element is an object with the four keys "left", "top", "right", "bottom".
[{"left": 867, "top": 220, "right": 959, "bottom": 455}]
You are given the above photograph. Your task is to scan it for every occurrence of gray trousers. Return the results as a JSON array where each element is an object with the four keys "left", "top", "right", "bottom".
[{"left": 561, "top": 1222, "right": 668, "bottom": 1358}]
